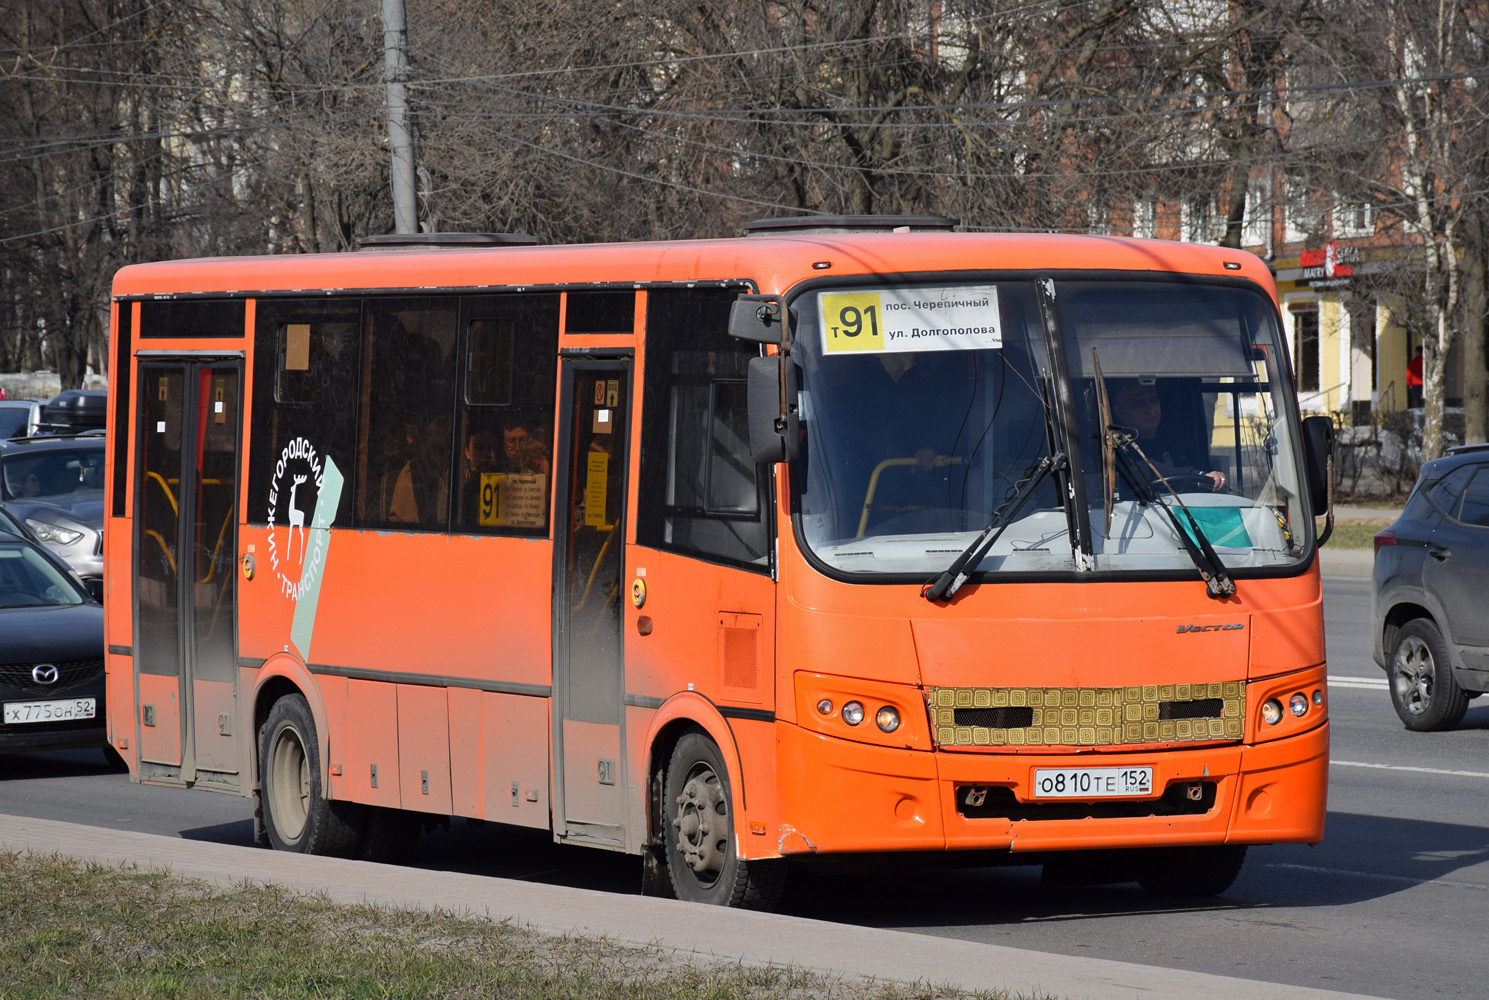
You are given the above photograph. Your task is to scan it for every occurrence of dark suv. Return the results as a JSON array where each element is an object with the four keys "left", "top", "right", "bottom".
[{"left": 1373, "top": 444, "right": 1489, "bottom": 730}]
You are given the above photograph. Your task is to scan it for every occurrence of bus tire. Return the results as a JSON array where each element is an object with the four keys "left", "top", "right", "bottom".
[
  {"left": 1138, "top": 844, "right": 1247, "bottom": 897},
  {"left": 259, "top": 694, "right": 361, "bottom": 857},
  {"left": 1389, "top": 618, "right": 1469, "bottom": 731},
  {"left": 356, "top": 806, "right": 421, "bottom": 864},
  {"left": 663, "top": 731, "right": 785, "bottom": 910}
]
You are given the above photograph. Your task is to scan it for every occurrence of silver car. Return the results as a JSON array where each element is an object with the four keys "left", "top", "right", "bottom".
[
  {"left": 0, "top": 435, "right": 105, "bottom": 581},
  {"left": 1372, "top": 443, "right": 1489, "bottom": 730}
]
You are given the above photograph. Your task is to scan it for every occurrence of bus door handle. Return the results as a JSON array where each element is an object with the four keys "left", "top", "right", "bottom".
[{"left": 1428, "top": 544, "right": 1452, "bottom": 561}]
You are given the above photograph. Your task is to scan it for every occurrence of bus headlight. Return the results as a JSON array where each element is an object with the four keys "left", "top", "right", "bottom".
[
  {"left": 816, "top": 698, "right": 834, "bottom": 716},
  {"left": 1261, "top": 699, "right": 1283, "bottom": 725},
  {"left": 875, "top": 706, "right": 901, "bottom": 733},
  {"left": 1289, "top": 693, "right": 1309, "bottom": 718},
  {"left": 841, "top": 701, "right": 865, "bottom": 726}
]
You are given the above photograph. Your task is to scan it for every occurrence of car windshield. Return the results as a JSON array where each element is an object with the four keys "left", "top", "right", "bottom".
[
  {"left": 1, "top": 445, "right": 105, "bottom": 501},
  {"left": 791, "top": 277, "right": 1309, "bottom": 580},
  {"left": 0, "top": 542, "right": 85, "bottom": 607}
]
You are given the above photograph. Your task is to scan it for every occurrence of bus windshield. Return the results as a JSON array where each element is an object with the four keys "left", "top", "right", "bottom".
[{"left": 792, "top": 277, "right": 1308, "bottom": 579}]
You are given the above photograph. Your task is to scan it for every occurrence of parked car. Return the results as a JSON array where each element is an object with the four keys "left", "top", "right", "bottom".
[
  {"left": 1372, "top": 443, "right": 1489, "bottom": 730},
  {"left": 37, "top": 389, "right": 106, "bottom": 435},
  {"left": 0, "top": 434, "right": 106, "bottom": 581},
  {"left": 0, "top": 399, "right": 43, "bottom": 439},
  {"left": 0, "top": 528, "right": 106, "bottom": 753}
]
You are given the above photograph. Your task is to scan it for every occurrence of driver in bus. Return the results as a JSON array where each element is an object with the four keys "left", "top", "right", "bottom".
[{"left": 1108, "top": 379, "right": 1227, "bottom": 491}]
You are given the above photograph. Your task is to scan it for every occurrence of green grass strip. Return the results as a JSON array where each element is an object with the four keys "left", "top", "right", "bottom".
[{"left": 0, "top": 852, "right": 1051, "bottom": 1000}]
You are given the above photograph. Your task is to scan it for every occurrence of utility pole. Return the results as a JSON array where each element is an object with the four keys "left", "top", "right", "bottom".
[{"left": 381, "top": 0, "right": 418, "bottom": 233}]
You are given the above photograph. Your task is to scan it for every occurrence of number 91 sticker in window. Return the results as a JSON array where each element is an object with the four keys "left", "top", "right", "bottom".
[{"left": 817, "top": 285, "right": 1002, "bottom": 355}]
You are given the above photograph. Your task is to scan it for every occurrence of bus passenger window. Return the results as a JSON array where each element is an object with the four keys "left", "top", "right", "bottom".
[
  {"left": 247, "top": 300, "right": 361, "bottom": 531},
  {"left": 454, "top": 293, "right": 559, "bottom": 536},
  {"left": 363, "top": 298, "right": 458, "bottom": 531}
]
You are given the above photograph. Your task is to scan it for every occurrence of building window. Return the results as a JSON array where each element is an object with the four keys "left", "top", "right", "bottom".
[
  {"left": 1291, "top": 307, "right": 1320, "bottom": 393},
  {"left": 1334, "top": 199, "right": 1375, "bottom": 237},
  {"left": 1087, "top": 201, "right": 1111, "bottom": 236},
  {"left": 1286, "top": 183, "right": 1327, "bottom": 243},
  {"left": 1242, "top": 185, "right": 1270, "bottom": 248},
  {"left": 1182, "top": 195, "right": 1221, "bottom": 244},
  {"left": 1132, "top": 198, "right": 1157, "bottom": 239}
]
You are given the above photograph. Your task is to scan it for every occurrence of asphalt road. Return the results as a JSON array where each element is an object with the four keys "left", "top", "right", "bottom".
[{"left": 2, "top": 576, "right": 1486, "bottom": 999}]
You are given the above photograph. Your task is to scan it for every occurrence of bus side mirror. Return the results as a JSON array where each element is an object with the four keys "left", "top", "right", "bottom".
[
  {"left": 729, "top": 295, "right": 784, "bottom": 344},
  {"left": 748, "top": 356, "right": 799, "bottom": 464},
  {"left": 1301, "top": 414, "right": 1334, "bottom": 514}
]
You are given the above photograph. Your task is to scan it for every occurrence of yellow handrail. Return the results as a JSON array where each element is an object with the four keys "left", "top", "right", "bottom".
[
  {"left": 144, "top": 529, "right": 176, "bottom": 575},
  {"left": 856, "top": 455, "right": 962, "bottom": 538},
  {"left": 573, "top": 522, "right": 617, "bottom": 611},
  {"left": 147, "top": 472, "right": 178, "bottom": 514}
]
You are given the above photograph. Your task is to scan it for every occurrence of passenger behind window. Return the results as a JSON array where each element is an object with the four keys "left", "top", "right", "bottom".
[
  {"left": 387, "top": 410, "right": 451, "bottom": 527},
  {"left": 457, "top": 421, "right": 499, "bottom": 527},
  {"left": 501, "top": 416, "right": 551, "bottom": 475}
]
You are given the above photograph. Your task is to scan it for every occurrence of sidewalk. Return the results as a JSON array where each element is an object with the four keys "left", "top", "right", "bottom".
[{"left": 0, "top": 814, "right": 1387, "bottom": 1000}]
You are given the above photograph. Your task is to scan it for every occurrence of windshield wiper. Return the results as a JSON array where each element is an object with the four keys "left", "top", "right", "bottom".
[
  {"left": 1109, "top": 430, "right": 1236, "bottom": 600},
  {"left": 921, "top": 453, "right": 1063, "bottom": 603}
]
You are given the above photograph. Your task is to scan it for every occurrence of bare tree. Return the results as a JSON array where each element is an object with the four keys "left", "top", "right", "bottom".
[{"left": 1296, "top": 0, "right": 1489, "bottom": 457}]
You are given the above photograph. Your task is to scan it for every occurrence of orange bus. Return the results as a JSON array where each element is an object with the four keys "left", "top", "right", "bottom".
[{"left": 103, "top": 217, "right": 1333, "bottom": 908}]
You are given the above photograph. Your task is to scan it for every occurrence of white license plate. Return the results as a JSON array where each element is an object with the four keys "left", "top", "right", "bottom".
[
  {"left": 3, "top": 698, "right": 97, "bottom": 725},
  {"left": 1033, "top": 766, "right": 1153, "bottom": 798}
]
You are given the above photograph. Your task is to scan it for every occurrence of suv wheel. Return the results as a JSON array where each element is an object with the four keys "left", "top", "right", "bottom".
[{"left": 1389, "top": 619, "right": 1469, "bottom": 731}]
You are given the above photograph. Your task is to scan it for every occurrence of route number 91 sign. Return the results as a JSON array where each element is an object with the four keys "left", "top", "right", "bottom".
[{"left": 817, "top": 285, "right": 1002, "bottom": 355}]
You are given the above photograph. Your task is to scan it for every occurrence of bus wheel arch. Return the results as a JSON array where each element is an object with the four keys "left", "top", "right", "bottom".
[
  {"left": 656, "top": 725, "right": 785, "bottom": 909},
  {"left": 641, "top": 698, "right": 747, "bottom": 854}
]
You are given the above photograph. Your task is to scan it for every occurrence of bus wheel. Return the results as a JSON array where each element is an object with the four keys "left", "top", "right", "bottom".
[
  {"left": 1138, "top": 844, "right": 1247, "bottom": 897},
  {"left": 356, "top": 807, "right": 421, "bottom": 863},
  {"left": 259, "top": 694, "right": 360, "bottom": 857},
  {"left": 1389, "top": 619, "right": 1469, "bottom": 731},
  {"left": 663, "top": 731, "right": 784, "bottom": 909}
]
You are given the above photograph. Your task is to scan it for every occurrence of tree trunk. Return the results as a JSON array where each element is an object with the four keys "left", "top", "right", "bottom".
[{"left": 1463, "top": 211, "right": 1488, "bottom": 444}]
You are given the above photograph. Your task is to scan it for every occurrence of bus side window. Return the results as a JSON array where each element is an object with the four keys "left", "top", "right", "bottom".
[
  {"left": 453, "top": 293, "right": 560, "bottom": 535},
  {"left": 638, "top": 288, "right": 769, "bottom": 570},
  {"left": 247, "top": 300, "right": 361, "bottom": 531},
  {"left": 361, "top": 299, "right": 458, "bottom": 531}
]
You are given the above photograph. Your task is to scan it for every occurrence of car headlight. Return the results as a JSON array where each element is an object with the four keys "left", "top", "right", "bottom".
[{"left": 25, "top": 519, "right": 83, "bottom": 545}]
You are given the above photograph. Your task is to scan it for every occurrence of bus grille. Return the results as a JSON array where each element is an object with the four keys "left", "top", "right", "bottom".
[{"left": 929, "top": 682, "right": 1244, "bottom": 748}]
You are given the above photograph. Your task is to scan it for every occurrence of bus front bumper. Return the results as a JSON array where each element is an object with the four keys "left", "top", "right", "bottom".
[{"left": 770, "top": 720, "right": 1328, "bottom": 858}]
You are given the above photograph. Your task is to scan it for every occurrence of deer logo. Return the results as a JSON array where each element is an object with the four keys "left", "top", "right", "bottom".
[{"left": 286, "top": 474, "right": 308, "bottom": 562}]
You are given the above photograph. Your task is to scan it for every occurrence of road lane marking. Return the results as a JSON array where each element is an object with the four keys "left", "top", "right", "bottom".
[
  {"left": 1327, "top": 674, "right": 1387, "bottom": 689},
  {"left": 1267, "top": 862, "right": 1488, "bottom": 892},
  {"left": 1333, "top": 759, "right": 1489, "bottom": 779}
]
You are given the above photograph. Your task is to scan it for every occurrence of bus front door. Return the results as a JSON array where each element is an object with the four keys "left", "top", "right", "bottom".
[
  {"left": 553, "top": 359, "right": 631, "bottom": 847},
  {"left": 133, "top": 360, "right": 243, "bottom": 788}
]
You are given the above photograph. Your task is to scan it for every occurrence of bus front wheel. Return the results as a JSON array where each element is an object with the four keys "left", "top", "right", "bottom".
[
  {"left": 1137, "top": 844, "right": 1247, "bottom": 897},
  {"left": 259, "top": 694, "right": 360, "bottom": 857},
  {"left": 663, "top": 731, "right": 784, "bottom": 909}
]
